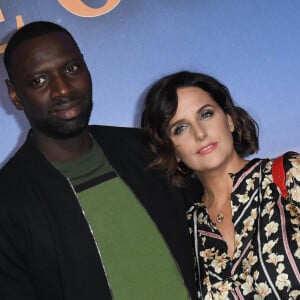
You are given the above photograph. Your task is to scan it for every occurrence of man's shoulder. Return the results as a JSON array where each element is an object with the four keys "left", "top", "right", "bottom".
[
  {"left": 89, "top": 124, "right": 154, "bottom": 162},
  {"left": 89, "top": 125, "right": 143, "bottom": 144},
  {"left": 0, "top": 136, "right": 38, "bottom": 181},
  {"left": 0, "top": 146, "right": 26, "bottom": 181}
]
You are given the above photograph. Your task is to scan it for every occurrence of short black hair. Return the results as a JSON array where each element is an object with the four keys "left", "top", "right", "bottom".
[{"left": 4, "top": 21, "right": 79, "bottom": 80}]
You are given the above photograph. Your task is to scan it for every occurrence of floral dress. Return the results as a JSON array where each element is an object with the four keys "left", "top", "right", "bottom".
[{"left": 187, "top": 152, "right": 300, "bottom": 299}]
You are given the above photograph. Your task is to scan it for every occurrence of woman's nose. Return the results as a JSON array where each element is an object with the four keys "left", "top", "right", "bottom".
[{"left": 192, "top": 123, "right": 206, "bottom": 140}]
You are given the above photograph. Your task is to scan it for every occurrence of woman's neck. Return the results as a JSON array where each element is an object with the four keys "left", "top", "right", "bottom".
[{"left": 196, "top": 156, "right": 248, "bottom": 206}]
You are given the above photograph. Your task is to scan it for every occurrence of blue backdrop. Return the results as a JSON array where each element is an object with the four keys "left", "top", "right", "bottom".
[{"left": 0, "top": 0, "right": 299, "bottom": 167}]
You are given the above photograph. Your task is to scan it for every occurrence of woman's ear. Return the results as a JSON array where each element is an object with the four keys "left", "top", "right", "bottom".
[
  {"left": 227, "top": 114, "right": 234, "bottom": 133},
  {"left": 5, "top": 79, "right": 24, "bottom": 110}
]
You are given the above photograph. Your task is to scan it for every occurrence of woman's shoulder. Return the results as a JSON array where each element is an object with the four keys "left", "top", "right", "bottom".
[
  {"left": 272, "top": 151, "right": 300, "bottom": 203},
  {"left": 282, "top": 151, "right": 300, "bottom": 166},
  {"left": 282, "top": 151, "right": 300, "bottom": 186},
  {"left": 272, "top": 151, "right": 300, "bottom": 176}
]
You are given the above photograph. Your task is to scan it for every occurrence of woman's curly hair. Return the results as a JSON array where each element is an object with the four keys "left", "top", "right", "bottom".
[{"left": 141, "top": 71, "right": 259, "bottom": 187}]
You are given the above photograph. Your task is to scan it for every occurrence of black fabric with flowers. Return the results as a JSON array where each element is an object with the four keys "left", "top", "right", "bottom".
[{"left": 187, "top": 152, "right": 300, "bottom": 299}]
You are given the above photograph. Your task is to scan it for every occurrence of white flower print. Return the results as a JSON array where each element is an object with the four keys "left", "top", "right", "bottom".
[
  {"left": 286, "top": 203, "right": 300, "bottom": 217},
  {"left": 243, "top": 214, "right": 255, "bottom": 233},
  {"left": 261, "top": 201, "right": 275, "bottom": 218},
  {"left": 253, "top": 270, "right": 259, "bottom": 281},
  {"left": 231, "top": 203, "right": 239, "bottom": 213},
  {"left": 262, "top": 238, "right": 278, "bottom": 254},
  {"left": 211, "top": 253, "right": 227, "bottom": 274},
  {"left": 246, "top": 178, "right": 255, "bottom": 191},
  {"left": 246, "top": 251, "right": 258, "bottom": 266},
  {"left": 276, "top": 273, "right": 291, "bottom": 291},
  {"left": 189, "top": 154, "right": 300, "bottom": 299},
  {"left": 236, "top": 193, "right": 249, "bottom": 204},
  {"left": 292, "top": 228, "right": 300, "bottom": 244},
  {"left": 262, "top": 175, "right": 272, "bottom": 191},
  {"left": 276, "top": 262, "right": 285, "bottom": 274},
  {"left": 289, "top": 156, "right": 300, "bottom": 181},
  {"left": 264, "top": 221, "right": 279, "bottom": 238},
  {"left": 214, "top": 280, "right": 232, "bottom": 293},
  {"left": 266, "top": 253, "right": 284, "bottom": 266},
  {"left": 291, "top": 185, "right": 300, "bottom": 202},
  {"left": 264, "top": 186, "right": 272, "bottom": 200},
  {"left": 201, "top": 248, "right": 217, "bottom": 262},
  {"left": 289, "top": 289, "right": 300, "bottom": 299},
  {"left": 255, "top": 282, "right": 272, "bottom": 298},
  {"left": 294, "top": 248, "right": 300, "bottom": 259},
  {"left": 241, "top": 275, "right": 254, "bottom": 295}
]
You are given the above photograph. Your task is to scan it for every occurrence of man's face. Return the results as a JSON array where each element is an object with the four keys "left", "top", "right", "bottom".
[{"left": 6, "top": 31, "right": 92, "bottom": 139}]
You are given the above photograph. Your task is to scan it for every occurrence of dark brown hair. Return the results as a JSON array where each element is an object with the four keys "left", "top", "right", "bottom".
[{"left": 141, "top": 71, "right": 259, "bottom": 187}]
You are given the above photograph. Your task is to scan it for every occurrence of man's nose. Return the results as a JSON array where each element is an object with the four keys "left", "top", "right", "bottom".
[{"left": 50, "top": 74, "right": 72, "bottom": 99}]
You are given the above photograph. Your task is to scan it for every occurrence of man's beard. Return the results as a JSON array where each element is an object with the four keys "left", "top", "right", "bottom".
[{"left": 33, "top": 100, "right": 93, "bottom": 139}]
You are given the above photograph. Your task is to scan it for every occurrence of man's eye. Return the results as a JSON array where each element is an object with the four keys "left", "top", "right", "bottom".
[
  {"left": 200, "top": 110, "right": 214, "bottom": 120},
  {"left": 66, "top": 64, "right": 79, "bottom": 74},
  {"left": 32, "top": 76, "right": 46, "bottom": 87}
]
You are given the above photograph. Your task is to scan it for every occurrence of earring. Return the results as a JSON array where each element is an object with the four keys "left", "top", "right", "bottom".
[{"left": 177, "top": 160, "right": 190, "bottom": 175}]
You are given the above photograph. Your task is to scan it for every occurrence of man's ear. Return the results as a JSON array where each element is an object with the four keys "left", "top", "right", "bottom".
[{"left": 5, "top": 79, "right": 24, "bottom": 110}]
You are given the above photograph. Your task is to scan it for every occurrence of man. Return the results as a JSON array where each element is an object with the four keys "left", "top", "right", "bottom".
[{"left": 0, "top": 21, "right": 198, "bottom": 300}]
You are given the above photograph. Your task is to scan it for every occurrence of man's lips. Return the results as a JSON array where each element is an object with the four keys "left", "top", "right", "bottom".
[
  {"left": 49, "top": 100, "right": 81, "bottom": 120},
  {"left": 196, "top": 143, "right": 217, "bottom": 155}
]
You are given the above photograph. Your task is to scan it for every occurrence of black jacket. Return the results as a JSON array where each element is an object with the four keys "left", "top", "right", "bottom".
[{"left": 0, "top": 125, "right": 199, "bottom": 300}]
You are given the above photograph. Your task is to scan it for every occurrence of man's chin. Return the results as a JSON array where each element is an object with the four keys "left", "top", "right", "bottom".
[
  {"left": 38, "top": 121, "right": 89, "bottom": 139},
  {"left": 53, "top": 126, "right": 88, "bottom": 139}
]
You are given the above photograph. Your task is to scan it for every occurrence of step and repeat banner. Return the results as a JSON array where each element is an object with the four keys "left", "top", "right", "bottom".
[{"left": 0, "top": 0, "right": 299, "bottom": 166}]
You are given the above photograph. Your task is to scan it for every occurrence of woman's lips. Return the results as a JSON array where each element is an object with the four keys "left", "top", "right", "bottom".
[{"left": 197, "top": 143, "right": 217, "bottom": 155}]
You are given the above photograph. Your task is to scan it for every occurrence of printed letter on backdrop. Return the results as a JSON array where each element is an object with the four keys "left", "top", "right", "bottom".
[
  {"left": 58, "top": 0, "right": 121, "bottom": 17},
  {"left": 0, "top": 7, "right": 24, "bottom": 54}
]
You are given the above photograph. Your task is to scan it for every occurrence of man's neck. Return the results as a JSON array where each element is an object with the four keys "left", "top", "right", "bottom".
[{"left": 31, "top": 129, "right": 93, "bottom": 162}]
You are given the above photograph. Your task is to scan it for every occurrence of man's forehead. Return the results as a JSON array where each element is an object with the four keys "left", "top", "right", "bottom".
[
  {"left": 13, "top": 31, "right": 78, "bottom": 56},
  {"left": 9, "top": 32, "right": 82, "bottom": 78}
]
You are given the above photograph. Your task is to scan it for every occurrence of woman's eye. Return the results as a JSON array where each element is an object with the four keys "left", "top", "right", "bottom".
[
  {"left": 173, "top": 124, "right": 187, "bottom": 135},
  {"left": 200, "top": 109, "right": 214, "bottom": 120},
  {"left": 32, "top": 76, "right": 47, "bottom": 87}
]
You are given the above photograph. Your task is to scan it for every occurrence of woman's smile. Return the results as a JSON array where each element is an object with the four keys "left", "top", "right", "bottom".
[{"left": 196, "top": 142, "right": 218, "bottom": 156}]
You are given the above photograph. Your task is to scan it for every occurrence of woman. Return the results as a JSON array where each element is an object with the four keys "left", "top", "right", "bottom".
[{"left": 141, "top": 71, "right": 300, "bottom": 299}]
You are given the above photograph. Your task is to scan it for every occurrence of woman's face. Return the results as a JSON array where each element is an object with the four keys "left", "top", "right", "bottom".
[{"left": 168, "top": 86, "right": 238, "bottom": 175}]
